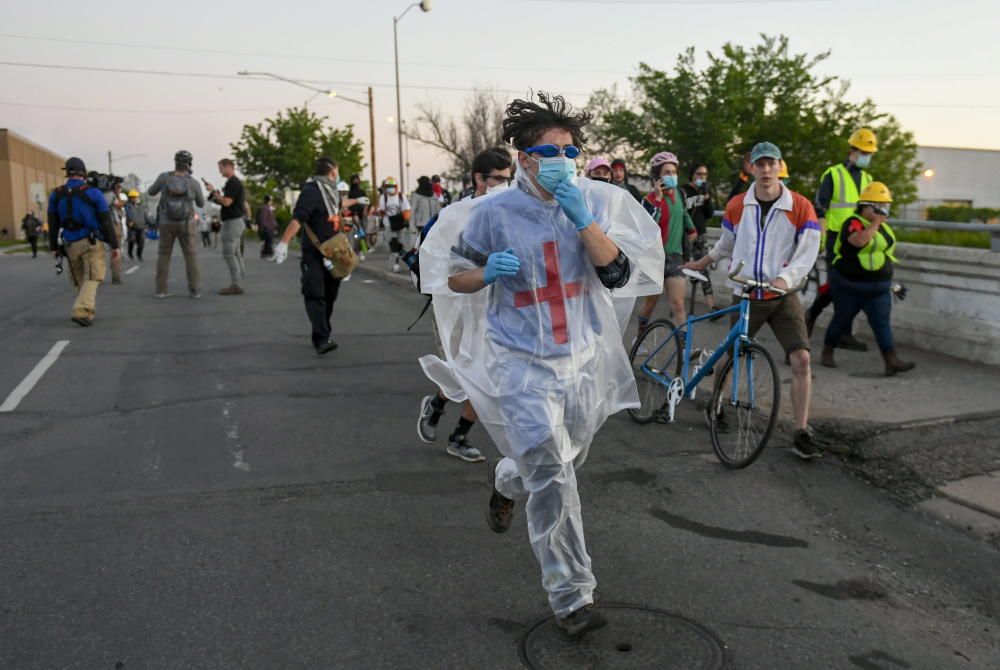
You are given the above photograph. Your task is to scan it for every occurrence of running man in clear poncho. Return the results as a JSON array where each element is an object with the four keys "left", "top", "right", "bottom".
[{"left": 419, "top": 93, "right": 663, "bottom": 637}]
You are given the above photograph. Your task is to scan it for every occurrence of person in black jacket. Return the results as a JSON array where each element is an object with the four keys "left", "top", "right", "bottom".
[
  {"left": 273, "top": 157, "right": 369, "bottom": 354},
  {"left": 679, "top": 163, "right": 716, "bottom": 311},
  {"left": 610, "top": 158, "right": 642, "bottom": 202}
]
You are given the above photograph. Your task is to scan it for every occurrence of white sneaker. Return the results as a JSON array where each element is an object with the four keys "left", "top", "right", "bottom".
[
  {"left": 342, "top": 274, "right": 351, "bottom": 282},
  {"left": 631, "top": 336, "right": 649, "bottom": 356},
  {"left": 392, "top": 263, "right": 400, "bottom": 273}
]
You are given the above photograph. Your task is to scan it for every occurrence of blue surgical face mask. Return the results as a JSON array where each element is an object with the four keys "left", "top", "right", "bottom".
[
  {"left": 532, "top": 156, "right": 576, "bottom": 193},
  {"left": 661, "top": 175, "right": 678, "bottom": 189},
  {"left": 694, "top": 178, "right": 706, "bottom": 188},
  {"left": 855, "top": 154, "right": 872, "bottom": 169}
]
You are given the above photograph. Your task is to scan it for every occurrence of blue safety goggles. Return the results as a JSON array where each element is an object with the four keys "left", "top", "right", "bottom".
[{"left": 525, "top": 144, "right": 580, "bottom": 159}]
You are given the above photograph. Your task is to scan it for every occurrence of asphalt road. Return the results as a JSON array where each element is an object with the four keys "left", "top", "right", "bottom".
[{"left": 1, "top": 244, "right": 997, "bottom": 669}]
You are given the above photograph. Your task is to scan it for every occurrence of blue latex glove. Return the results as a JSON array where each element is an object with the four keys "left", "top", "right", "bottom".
[
  {"left": 483, "top": 248, "right": 520, "bottom": 284},
  {"left": 553, "top": 177, "right": 595, "bottom": 231}
]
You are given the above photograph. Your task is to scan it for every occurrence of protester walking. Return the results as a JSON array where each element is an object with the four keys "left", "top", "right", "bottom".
[
  {"left": 420, "top": 93, "right": 662, "bottom": 638},
  {"left": 106, "top": 180, "right": 126, "bottom": 283},
  {"left": 20, "top": 210, "right": 43, "bottom": 258},
  {"left": 125, "top": 189, "right": 148, "bottom": 261},
  {"left": 47, "top": 157, "right": 120, "bottom": 326},
  {"left": 148, "top": 150, "right": 204, "bottom": 298},
  {"left": 685, "top": 142, "right": 823, "bottom": 459},
  {"left": 680, "top": 163, "right": 717, "bottom": 311},
  {"left": 273, "top": 157, "right": 368, "bottom": 354},
  {"left": 416, "top": 146, "right": 513, "bottom": 464},
  {"left": 634, "top": 152, "right": 697, "bottom": 342},
  {"left": 378, "top": 177, "right": 411, "bottom": 272},
  {"left": 410, "top": 176, "right": 441, "bottom": 234},
  {"left": 806, "top": 128, "right": 878, "bottom": 351},
  {"left": 204, "top": 158, "right": 246, "bottom": 295},
  {"left": 610, "top": 158, "right": 642, "bottom": 201},
  {"left": 256, "top": 196, "right": 278, "bottom": 259},
  {"left": 821, "top": 182, "right": 915, "bottom": 376}
]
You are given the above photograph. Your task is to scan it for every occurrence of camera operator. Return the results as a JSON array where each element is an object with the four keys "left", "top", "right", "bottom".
[{"left": 48, "top": 157, "right": 120, "bottom": 327}]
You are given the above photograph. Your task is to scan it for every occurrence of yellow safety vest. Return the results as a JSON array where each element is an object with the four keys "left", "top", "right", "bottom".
[
  {"left": 822, "top": 163, "right": 873, "bottom": 234},
  {"left": 834, "top": 216, "right": 897, "bottom": 272}
]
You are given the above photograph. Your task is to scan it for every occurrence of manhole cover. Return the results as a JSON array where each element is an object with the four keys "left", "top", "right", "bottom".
[{"left": 520, "top": 603, "right": 728, "bottom": 669}]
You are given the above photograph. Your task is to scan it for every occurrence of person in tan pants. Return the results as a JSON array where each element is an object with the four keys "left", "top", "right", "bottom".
[
  {"left": 47, "top": 157, "right": 122, "bottom": 327},
  {"left": 148, "top": 150, "right": 205, "bottom": 298}
]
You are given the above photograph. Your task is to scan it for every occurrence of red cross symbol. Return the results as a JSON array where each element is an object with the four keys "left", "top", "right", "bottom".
[{"left": 513, "top": 241, "right": 583, "bottom": 345}]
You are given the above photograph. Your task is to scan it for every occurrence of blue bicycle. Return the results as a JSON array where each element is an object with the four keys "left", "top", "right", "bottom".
[{"left": 628, "top": 261, "right": 786, "bottom": 469}]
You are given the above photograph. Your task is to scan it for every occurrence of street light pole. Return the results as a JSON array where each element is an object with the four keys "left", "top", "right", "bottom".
[
  {"left": 392, "top": 1, "right": 431, "bottom": 191},
  {"left": 237, "top": 72, "right": 378, "bottom": 200}
]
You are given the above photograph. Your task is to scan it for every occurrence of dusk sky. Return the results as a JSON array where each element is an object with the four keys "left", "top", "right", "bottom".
[{"left": 2, "top": 0, "right": 997, "bottom": 189}]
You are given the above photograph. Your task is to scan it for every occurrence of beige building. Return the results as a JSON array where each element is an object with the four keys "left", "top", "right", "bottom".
[{"left": 0, "top": 129, "right": 65, "bottom": 241}]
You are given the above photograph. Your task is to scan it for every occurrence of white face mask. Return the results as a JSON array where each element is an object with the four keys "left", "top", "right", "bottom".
[{"left": 486, "top": 181, "right": 509, "bottom": 195}]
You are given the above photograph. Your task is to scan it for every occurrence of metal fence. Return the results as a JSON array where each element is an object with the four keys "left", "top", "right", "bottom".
[{"left": 711, "top": 212, "right": 1000, "bottom": 252}]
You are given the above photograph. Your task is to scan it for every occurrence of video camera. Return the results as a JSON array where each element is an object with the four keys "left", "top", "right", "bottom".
[{"left": 86, "top": 172, "right": 124, "bottom": 193}]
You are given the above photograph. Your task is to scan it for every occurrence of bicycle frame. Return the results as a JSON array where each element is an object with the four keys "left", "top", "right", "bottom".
[{"left": 638, "top": 298, "right": 752, "bottom": 398}]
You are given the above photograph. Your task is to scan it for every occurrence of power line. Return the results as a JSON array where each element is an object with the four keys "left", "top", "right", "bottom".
[
  {"left": 0, "top": 33, "right": 631, "bottom": 77},
  {"left": 0, "top": 61, "right": 580, "bottom": 96}
]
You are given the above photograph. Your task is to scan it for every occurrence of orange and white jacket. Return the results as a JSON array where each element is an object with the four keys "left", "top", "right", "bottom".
[{"left": 709, "top": 185, "right": 821, "bottom": 293}]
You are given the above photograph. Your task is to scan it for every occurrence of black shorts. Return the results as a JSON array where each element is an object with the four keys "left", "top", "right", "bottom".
[{"left": 388, "top": 214, "right": 406, "bottom": 233}]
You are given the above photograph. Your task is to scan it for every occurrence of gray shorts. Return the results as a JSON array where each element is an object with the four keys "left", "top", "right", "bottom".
[{"left": 664, "top": 252, "right": 685, "bottom": 279}]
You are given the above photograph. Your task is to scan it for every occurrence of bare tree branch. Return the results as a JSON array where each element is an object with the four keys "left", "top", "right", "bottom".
[{"left": 410, "top": 89, "right": 506, "bottom": 180}]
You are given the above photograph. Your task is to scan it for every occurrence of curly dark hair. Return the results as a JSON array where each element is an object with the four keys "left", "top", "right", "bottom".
[{"left": 502, "top": 92, "right": 592, "bottom": 151}]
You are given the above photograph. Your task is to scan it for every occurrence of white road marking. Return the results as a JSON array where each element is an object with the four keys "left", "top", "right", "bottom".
[
  {"left": 0, "top": 340, "right": 70, "bottom": 413},
  {"left": 126, "top": 265, "right": 140, "bottom": 275},
  {"left": 362, "top": 279, "right": 375, "bottom": 284}
]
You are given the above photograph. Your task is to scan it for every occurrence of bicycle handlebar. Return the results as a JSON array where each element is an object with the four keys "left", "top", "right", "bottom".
[{"left": 726, "top": 260, "right": 805, "bottom": 296}]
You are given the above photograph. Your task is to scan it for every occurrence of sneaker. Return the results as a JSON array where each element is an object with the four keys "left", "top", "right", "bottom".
[
  {"left": 486, "top": 460, "right": 515, "bottom": 533},
  {"left": 417, "top": 395, "right": 439, "bottom": 443},
  {"left": 315, "top": 339, "right": 339, "bottom": 356},
  {"left": 447, "top": 436, "right": 485, "bottom": 463},
  {"left": 556, "top": 604, "right": 608, "bottom": 638},
  {"left": 219, "top": 285, "right": 245, "bottom": 295},
  {"left": 631, "top": 336, "right": 648, "bottom": 356},
  {"left": 836, "top": 334, "right": 868, "bottom": 352},
  {"left": 155, "top": 292, "right": 172, "bottom": 299},
  {"left": 71, "top": 315, "right": 93, "bottom": 327},
  {"left": 392, "top": 263, "right": 401, "bottom": 273},
  {"left": 190, "top": 290, "right": 202, "bottom": 299},
  {"left": 342, "top": 274, "right": 352, "bottom": 282},
  {"left": 791, "top": 429, "right": 822, "bottom": 460}
]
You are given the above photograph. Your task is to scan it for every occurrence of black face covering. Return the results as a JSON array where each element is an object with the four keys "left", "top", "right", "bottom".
[{"left": 591, "top": 176, "right": 611, "bottom": 183}]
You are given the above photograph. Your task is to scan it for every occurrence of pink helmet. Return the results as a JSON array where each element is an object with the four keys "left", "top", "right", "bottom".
[
  {"left": 650, "top": 151, "right": 679, "bottom": 169},
  {"left": 585, "top": 157, "right": 611, "bottom": 174}
]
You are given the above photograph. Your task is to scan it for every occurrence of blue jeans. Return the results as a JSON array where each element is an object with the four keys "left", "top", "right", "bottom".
[{"left": 825, "top": 268, "right": 894, "bottom": 352}]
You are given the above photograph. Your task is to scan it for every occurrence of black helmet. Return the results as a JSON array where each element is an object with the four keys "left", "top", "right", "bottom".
[
  {"left": 174, "top": 150, "right": 193, "bottom": 167},
  {"left": 64, "top": 157, "right": 87, "bottom": 176}
]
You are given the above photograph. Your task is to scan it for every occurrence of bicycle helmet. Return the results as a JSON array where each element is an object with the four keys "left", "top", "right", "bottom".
[{"left": 649, "top": 151, "right": 678, "bottom": 169}]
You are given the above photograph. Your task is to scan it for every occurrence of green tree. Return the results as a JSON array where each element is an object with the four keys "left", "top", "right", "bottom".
[
  {"left": 231, "top": 106, "right": 366, "bottom": 203},
  {"left": 587, "top": 35, "right": 921, "bottom": 205}
]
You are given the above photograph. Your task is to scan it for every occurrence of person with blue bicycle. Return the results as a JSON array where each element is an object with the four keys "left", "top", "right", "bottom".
[{"left": 684, "top": 142, "right": 823, "bottom": 460}]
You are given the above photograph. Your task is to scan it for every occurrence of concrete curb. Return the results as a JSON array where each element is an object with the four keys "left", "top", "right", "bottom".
[{"left": 352, "top": 261, "right": 413, "bottom": 289}]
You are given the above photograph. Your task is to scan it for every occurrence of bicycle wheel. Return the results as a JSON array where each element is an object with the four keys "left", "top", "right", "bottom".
[
  {"left": 628, "top": 319, "right": 682, "bottom": 424},
  {"left": 707, "top": 341, "right": 780, "bottom": 468}
]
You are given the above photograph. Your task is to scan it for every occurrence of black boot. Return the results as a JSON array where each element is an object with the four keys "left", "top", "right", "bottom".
[
  {"left": 820, "top": 345, "right": 836, "bottom": 368},
  {"left": 882, "top": 350, "right": 915, "bottom": 377}
]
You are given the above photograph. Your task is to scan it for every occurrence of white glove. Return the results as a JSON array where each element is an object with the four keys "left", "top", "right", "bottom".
[
  {"left": 274, "top": 241, "right": 288, "bottom": 264},
  {"left": 356, "top": 196, "right": 370, "bottom": 206}
]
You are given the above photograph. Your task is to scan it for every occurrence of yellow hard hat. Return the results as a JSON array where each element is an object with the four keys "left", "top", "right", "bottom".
[
  {"left": 858, "top": 181, "right": 892, "bottom": 204},
  {"left": 128, "top": 189, "right": 140, "bottom": 198},
  {"left": 848, "top": 128, "right": 878, "bottom": 153},
  {"left": 778, "top": 160, "right": 789, "bottom": 179}
]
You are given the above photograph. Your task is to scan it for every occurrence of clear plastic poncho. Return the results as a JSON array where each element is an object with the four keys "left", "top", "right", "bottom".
[{"left": 418, "top": 167, "right": 663, "bottom": 465}]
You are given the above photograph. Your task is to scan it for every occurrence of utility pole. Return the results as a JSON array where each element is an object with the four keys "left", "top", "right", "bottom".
[{"left": 368, "top": 86, "right": 378, "bottom": 203}]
